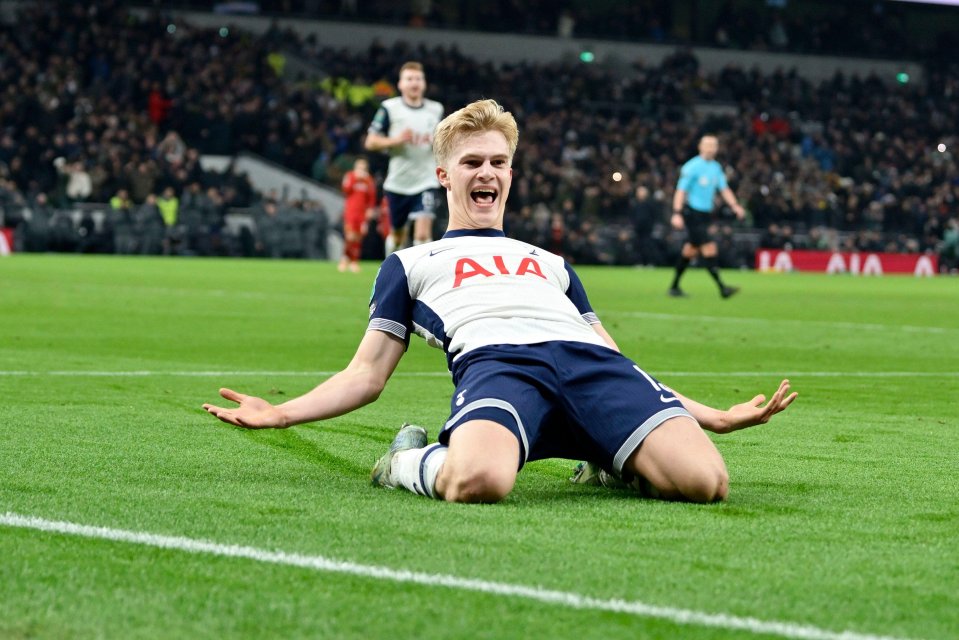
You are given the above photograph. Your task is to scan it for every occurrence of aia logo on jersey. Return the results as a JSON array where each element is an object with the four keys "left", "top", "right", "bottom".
[{"left": 452, "top": 256, "right": 546, "bottom": 288}]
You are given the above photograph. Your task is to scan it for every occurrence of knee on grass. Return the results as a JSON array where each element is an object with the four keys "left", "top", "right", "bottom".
[
  {"left": 677, "top": 464, "right": 729, "bottom": 503},
  {"left": 440, "top": 465, "right": 515, "bottom": 504},
  {"left": 643, "top": 462, "right": 729, "bottom": 503}
]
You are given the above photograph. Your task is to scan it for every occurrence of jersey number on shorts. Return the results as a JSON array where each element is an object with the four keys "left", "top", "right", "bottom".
[{"left": 633, "top": 365, "right": 680, "bottom": 404}]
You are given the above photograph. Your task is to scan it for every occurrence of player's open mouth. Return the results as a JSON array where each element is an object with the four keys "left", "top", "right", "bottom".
[{"left": 471, "top": 188, "right": 497, "bottom": 205}]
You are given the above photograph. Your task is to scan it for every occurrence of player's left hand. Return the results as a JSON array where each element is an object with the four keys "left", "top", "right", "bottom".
[
  {"left": 719, "top": 379, "right": 797, "bottom": 433},
  {"left": 203, "top": 388, "right": 290, "bottom": 429}
]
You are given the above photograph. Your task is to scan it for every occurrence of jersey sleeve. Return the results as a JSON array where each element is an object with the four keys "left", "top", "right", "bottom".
[
  {"left": 677, "top": 161, "right": 695, "bottom": 192},
  {"left": 368, "top": 105, "right": 390, "bottom": 136},
  {"left": 341, "top": 172, "right": 354, "bottom": 195},
  {"left": 564, "top": 262, "right": 600, "bottom": 325},
  {"left": 367, "top": 253, "right": 413, "bottom": 346}
]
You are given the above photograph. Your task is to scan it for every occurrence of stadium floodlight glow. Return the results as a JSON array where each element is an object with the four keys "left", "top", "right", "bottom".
[
  {"left": 166, "top": 24, "right": 176, "bottom": 34},
  {"left": 896, "top": 72, "right": 910, "bottom": 84},
  {"left": 219, "top": 27, "right": 230, "bottom": 38},
  {"left": 579, "top": 50, "right": 595, "bottom": 63},
  {"left": 612, "top": 171, "right": 623, "bottom": 182},
  {"left": 890, "top": 0, "right": 959, "bottom": 6},
  {"left": 938, "top": 143, "right": 947, "bottom": 152}
]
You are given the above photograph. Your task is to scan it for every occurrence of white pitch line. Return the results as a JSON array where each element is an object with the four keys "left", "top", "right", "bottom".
[
  {"left": 605, "top": 311, "right": 950, "bottom": 334},
  {"left": 0, "top": 370, "right": 448, "bottom": 377},
  {"left": 26, "top": 370, "right": 352, "bottom": 377},
  {"left": 659, "top": 371, "right": 959, "bottom": 378},
  {"left": 0, "top": 512, "right": 913, "bottom": 640}
]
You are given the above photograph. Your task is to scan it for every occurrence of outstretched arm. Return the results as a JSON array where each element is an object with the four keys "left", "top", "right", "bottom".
[
  {"left": 592, "top": 320, "right": 794, "bottom": 433},
  {"left": 202, "top": 330, "right": 407, "bottom": 429},
  {"left": 666, "top": 379, "right": 797, "bottom": 434},
  {"left": 591, "top": 323, "right": 620, "bottom": 353}
]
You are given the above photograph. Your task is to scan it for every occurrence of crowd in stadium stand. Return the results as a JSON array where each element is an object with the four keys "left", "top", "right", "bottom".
[
  {"left": 162, "top": 0, "right": 958, "bottom": 60},
  {"left": 0, "top": 2, "right": 956, "bottom": 271}
]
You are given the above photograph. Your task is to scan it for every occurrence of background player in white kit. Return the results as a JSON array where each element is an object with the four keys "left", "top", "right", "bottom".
[
  {"left": 364, "top": 61, "right": 443, "bottom": 254},
  {"left": 204, "top": 100, "right": 797, "bottom": 504}
]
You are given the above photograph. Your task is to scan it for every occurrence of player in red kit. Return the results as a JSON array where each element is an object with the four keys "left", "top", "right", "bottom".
[{"left": 339, "top": 157, "right": 377, "bottom": 273}]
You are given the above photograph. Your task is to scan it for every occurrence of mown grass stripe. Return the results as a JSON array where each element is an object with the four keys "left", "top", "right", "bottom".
[
  {"left": 0, "top": 512, "right": 914, "bottom": 640},
  {"left": 607, "top": 311, "right": 950, "bottom": 334}
]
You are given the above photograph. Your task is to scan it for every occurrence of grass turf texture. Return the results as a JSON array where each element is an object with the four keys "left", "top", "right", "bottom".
[{"left": 1, "top": 254, "right": 956, "bottom": 640}]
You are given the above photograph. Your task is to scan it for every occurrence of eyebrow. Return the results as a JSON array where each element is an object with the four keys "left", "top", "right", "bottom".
[{"left": 459, "top": 153, "right": 510, "bottom": 162}]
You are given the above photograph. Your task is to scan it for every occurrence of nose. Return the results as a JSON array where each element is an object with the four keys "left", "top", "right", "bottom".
[{"left": 477, "top": 161, "right": 494, "bottom": 179}]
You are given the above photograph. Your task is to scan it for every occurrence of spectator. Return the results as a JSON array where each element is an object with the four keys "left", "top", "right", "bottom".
[
  {"left": 629, "top": 185, "right": 663, "bottom": 266},
  {"left": 147, "top": 82, "right": 173, "bottom": 127},
  {"left": 111, "top": 192, "right": 138, "bottom": 255},
  {"left": 1, "top": 2, "right": 956, "bottom": 270},
  {"left": 157, "top": 187, "right": 179, "bottom": 228},
  {"left": 135, "top": 194, "right": 166, "bottom": 255},
  {"left": 54, "top": 158, "right": 93, "bottom": 204},
  {"left": 941, "top": 218, "right": 959, "bottom": 273},
  {"left": 22, "top": 193, "right": 53, "bottom": 252},
  {"left": 255, "top": 200, "right": 283, "bottom": 258},
  {"left": 127, "top": 161, "right": 160, "bottom": 204},
  {"left": 110, "top": 189, "right": 133, "bottom": 213}
]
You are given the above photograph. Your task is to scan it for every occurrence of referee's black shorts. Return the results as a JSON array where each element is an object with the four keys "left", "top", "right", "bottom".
[{"left": 682, "top": 206, "right": 714, "bottom": 247}]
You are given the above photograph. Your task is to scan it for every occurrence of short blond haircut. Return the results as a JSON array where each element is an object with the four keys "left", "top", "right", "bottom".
[
  {"left": 432, "top": 99, "right": 519, "bottom": 167},
  {"left": 400, "top": 61, "right": 424, "bottom": 75}
]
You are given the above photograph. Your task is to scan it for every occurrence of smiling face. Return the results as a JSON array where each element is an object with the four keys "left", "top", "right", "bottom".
[{"left": 437, "top": 130, "right": 513, "bottom": 231}]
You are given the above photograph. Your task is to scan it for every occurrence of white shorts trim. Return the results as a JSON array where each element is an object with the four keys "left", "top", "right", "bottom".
[{"left": 442, "top": 398, "right": 529, "bottom": 464}]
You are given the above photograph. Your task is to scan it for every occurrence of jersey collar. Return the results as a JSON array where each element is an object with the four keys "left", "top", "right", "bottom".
[{"left": 442, "top": 229, "right": 506, "bottom": 239}]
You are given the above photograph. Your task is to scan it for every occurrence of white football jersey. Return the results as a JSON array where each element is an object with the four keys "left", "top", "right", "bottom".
[
  {"left": 368, "top": 97, "right": 443, "bottom": 195},
  {"left": 367, "top": 229, "right": 606, "bottom": 367}
]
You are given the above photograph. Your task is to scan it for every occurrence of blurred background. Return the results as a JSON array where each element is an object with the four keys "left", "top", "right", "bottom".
[{"left": 1, "top": 0, "right": 956, "bottom": 272}]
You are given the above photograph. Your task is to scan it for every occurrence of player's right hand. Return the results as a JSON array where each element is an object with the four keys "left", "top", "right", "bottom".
[
  {"left": 203, "top": 388, "right": 290, "bottom": 429},
  {"left": 397, "top": 128, "right": 414, "bottom": 144},
  {"left": 670, "top": 213, "right": 685, "bottom": 230}
]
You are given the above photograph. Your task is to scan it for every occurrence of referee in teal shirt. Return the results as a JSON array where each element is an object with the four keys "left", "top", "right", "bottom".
[{"left": 669, "top": 135, "right": 745, "bottom": 298}]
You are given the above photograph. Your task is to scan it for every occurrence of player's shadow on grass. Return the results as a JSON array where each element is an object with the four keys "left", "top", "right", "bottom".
[
  {"left": 236, "top": 428, "right": 371, "bottom": 478},
  {"left": 517, "top": 484, "right": 655, "bottom": 504}
]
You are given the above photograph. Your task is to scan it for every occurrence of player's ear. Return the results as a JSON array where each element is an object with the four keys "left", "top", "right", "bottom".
[{"left": 437, "top": 166, "right": 451, "bottom": 190}]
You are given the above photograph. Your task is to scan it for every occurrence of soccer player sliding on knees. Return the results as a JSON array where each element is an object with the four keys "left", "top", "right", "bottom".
[{"left": 204, "top": 99, "right": 797, "bottom": 504}]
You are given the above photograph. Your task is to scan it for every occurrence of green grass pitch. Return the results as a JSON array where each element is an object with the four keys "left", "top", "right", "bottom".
[{"left": 1, "top": 254, "right": 956, "bottom": 639}]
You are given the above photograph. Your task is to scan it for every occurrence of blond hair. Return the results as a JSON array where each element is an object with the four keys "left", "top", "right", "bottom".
[
  {"left": 432, "top": 99, "right": 519, "bottom": 167},
  {"left": 399, "top": 61, "right": 424, "bottom": 75}
]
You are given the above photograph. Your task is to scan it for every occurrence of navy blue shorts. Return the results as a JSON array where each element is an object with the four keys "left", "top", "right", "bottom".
[
  {"left": 439, "top": 342, "right": 693, "bottom": 474},
  {"left": 385, "top": 189, "right": 439, "bottom": 230}
]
